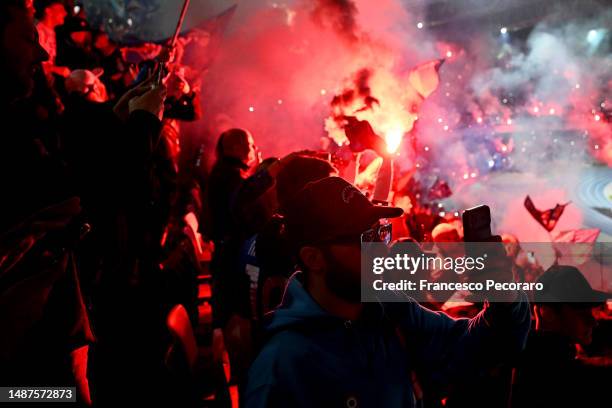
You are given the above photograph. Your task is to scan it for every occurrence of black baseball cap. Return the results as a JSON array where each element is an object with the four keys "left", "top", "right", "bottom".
[
  {"left": 62, "top": 16, "right": 90, "bottom": 34},
  {"left": 534, "top": 265, "right": 610, "bottom": 306},
  {"left": 284, "top": 176, "right": 403, "bottom": 246}
]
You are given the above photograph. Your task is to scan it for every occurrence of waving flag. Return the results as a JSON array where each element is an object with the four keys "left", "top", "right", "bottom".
[
  {"left": 122, "top": 4, "right": 237, "bottom": 66},
  {"left": 553, "top": 228, "right": 600, "bottom": 243},
  {"left": 427, "top": 177, "right": 453, "bottom": 201},
  {"left": 408, "top": 59, "right": 445, "bottom": 99},
  {"left": 524, "top": 195, "right": 570, "bottom": 232},
  {"left": 552, "top": 228, "right": 600, "bottom": 265}
]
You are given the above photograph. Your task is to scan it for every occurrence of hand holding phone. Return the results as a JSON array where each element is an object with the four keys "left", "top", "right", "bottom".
[
  {"left": 462, "top": 205, "right": 500, "bottom": 242},
  {"left": 462, "top": 205, "right": 517, "bottom": 302}
]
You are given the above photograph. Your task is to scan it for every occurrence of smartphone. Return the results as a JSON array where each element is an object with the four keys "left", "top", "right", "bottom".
[
  {"left": 463, "top": 205, "right": 494, "bottom": 242},
  {"left": 463, "top": 205, "right": 503, "bottom": 264}
]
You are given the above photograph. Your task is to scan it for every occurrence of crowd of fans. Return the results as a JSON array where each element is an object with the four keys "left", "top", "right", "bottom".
[{"left": 0, "top": 1, "right": 610, "bottom": 407}]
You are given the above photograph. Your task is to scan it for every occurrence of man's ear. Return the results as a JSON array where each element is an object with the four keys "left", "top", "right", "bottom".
[
  {"left": 299, "top": 246, "right": 325, "bottom": 273},
  {"left": 535, "top": 304, "right": 560, "bottom": 328}
]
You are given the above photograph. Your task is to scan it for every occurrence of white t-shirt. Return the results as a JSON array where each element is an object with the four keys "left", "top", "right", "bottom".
[{"left": 36, "top": 22, "right": 56, "bottom": 64}]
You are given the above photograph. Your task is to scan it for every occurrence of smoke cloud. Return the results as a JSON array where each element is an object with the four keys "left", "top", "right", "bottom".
[{"left": 85, "top": 0, "right": 612, "bottom": 241}]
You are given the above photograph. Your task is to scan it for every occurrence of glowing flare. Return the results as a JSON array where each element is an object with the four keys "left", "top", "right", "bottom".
[{"left": 385, "top": 125, "right": 404, "bottom": 153}]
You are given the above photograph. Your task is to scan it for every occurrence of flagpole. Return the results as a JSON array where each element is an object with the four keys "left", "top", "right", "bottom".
[{"left": 157, "top": 0, "right": 192, "bottom": 85}]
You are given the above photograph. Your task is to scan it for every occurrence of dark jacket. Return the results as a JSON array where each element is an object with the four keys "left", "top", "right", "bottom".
[
  {"left": 204, "top": 156, "right": 275, "bottom": 242},
  {"left": 246, "top": 274, "right": 531, "bottom": 408},
  {"left": 512, "top": 331, "right": 610, "bottom": 407},
  {"left": 205, "top": 157, "right": 275, "bottom": 328},
  {"left": 204, "top": 156, "right": 248, "bottom": 242},
  {"left": 204, "top": 156, "right": 248, "bottom": 328}
]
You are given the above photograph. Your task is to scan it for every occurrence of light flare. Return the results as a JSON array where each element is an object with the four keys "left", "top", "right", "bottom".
[{"left": 384, "top": 124, "right": 404, "bottom": 153}]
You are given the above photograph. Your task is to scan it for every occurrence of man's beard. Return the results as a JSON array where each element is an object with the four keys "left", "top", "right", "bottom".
[{"left": 322, "top": 248, "right": 361, "bottom": 303}]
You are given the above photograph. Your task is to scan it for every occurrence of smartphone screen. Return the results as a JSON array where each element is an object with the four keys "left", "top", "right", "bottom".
[{"left": 462, "top": 205, "right": 493, "bottom": 242}]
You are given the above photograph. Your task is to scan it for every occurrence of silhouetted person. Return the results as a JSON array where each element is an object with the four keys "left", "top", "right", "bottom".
[
  {"left": 512, "top": 265, "right": 610, "bottom": 407},
  {"left": 204, "top": 128, "right": 258, "bottom": 328},
  {"left": 0, "top": 1, "right": 92, "bottom": 403},
  {"left": 56, "top": 15, "right": 98, "bottom": 70},
  {"left": 35, "top": 0, "right": 70, "bottom": 79},
  {"left": 246, "top": 177, "right": 531, "bottom": 407}
]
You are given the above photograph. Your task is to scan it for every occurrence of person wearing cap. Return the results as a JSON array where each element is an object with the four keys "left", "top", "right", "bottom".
[
  {"left": 55, "top": 13, "right": 99, "bottom": 70},
  {"left": 511, "top": 265, "right": 610, "bottom": 407},
  {"left": 240, "top": 155, "right": 338, "bottom": 329},
  {"left": 64, "top": 68, "right": 108, "bottom": 103},
  {"left": 93, "top": 30, "right": 135, "bottom": 99},
  {"left": 245, "top": 177, "right": 531, "bottom": 408}
]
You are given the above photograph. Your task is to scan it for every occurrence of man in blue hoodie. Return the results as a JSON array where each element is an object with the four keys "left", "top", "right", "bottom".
[{"left": 245, "top": 177, "right": 530, "bottom": 407}]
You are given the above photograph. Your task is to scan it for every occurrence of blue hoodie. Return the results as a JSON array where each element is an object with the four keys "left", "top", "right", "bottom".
[{"left": 245, "top": 274, "right": 530, "bottom": 408}]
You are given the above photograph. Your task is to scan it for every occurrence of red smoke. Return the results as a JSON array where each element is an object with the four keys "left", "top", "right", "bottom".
[{"left": 311, "top": 0, "right": 360, "bottom": 43}]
